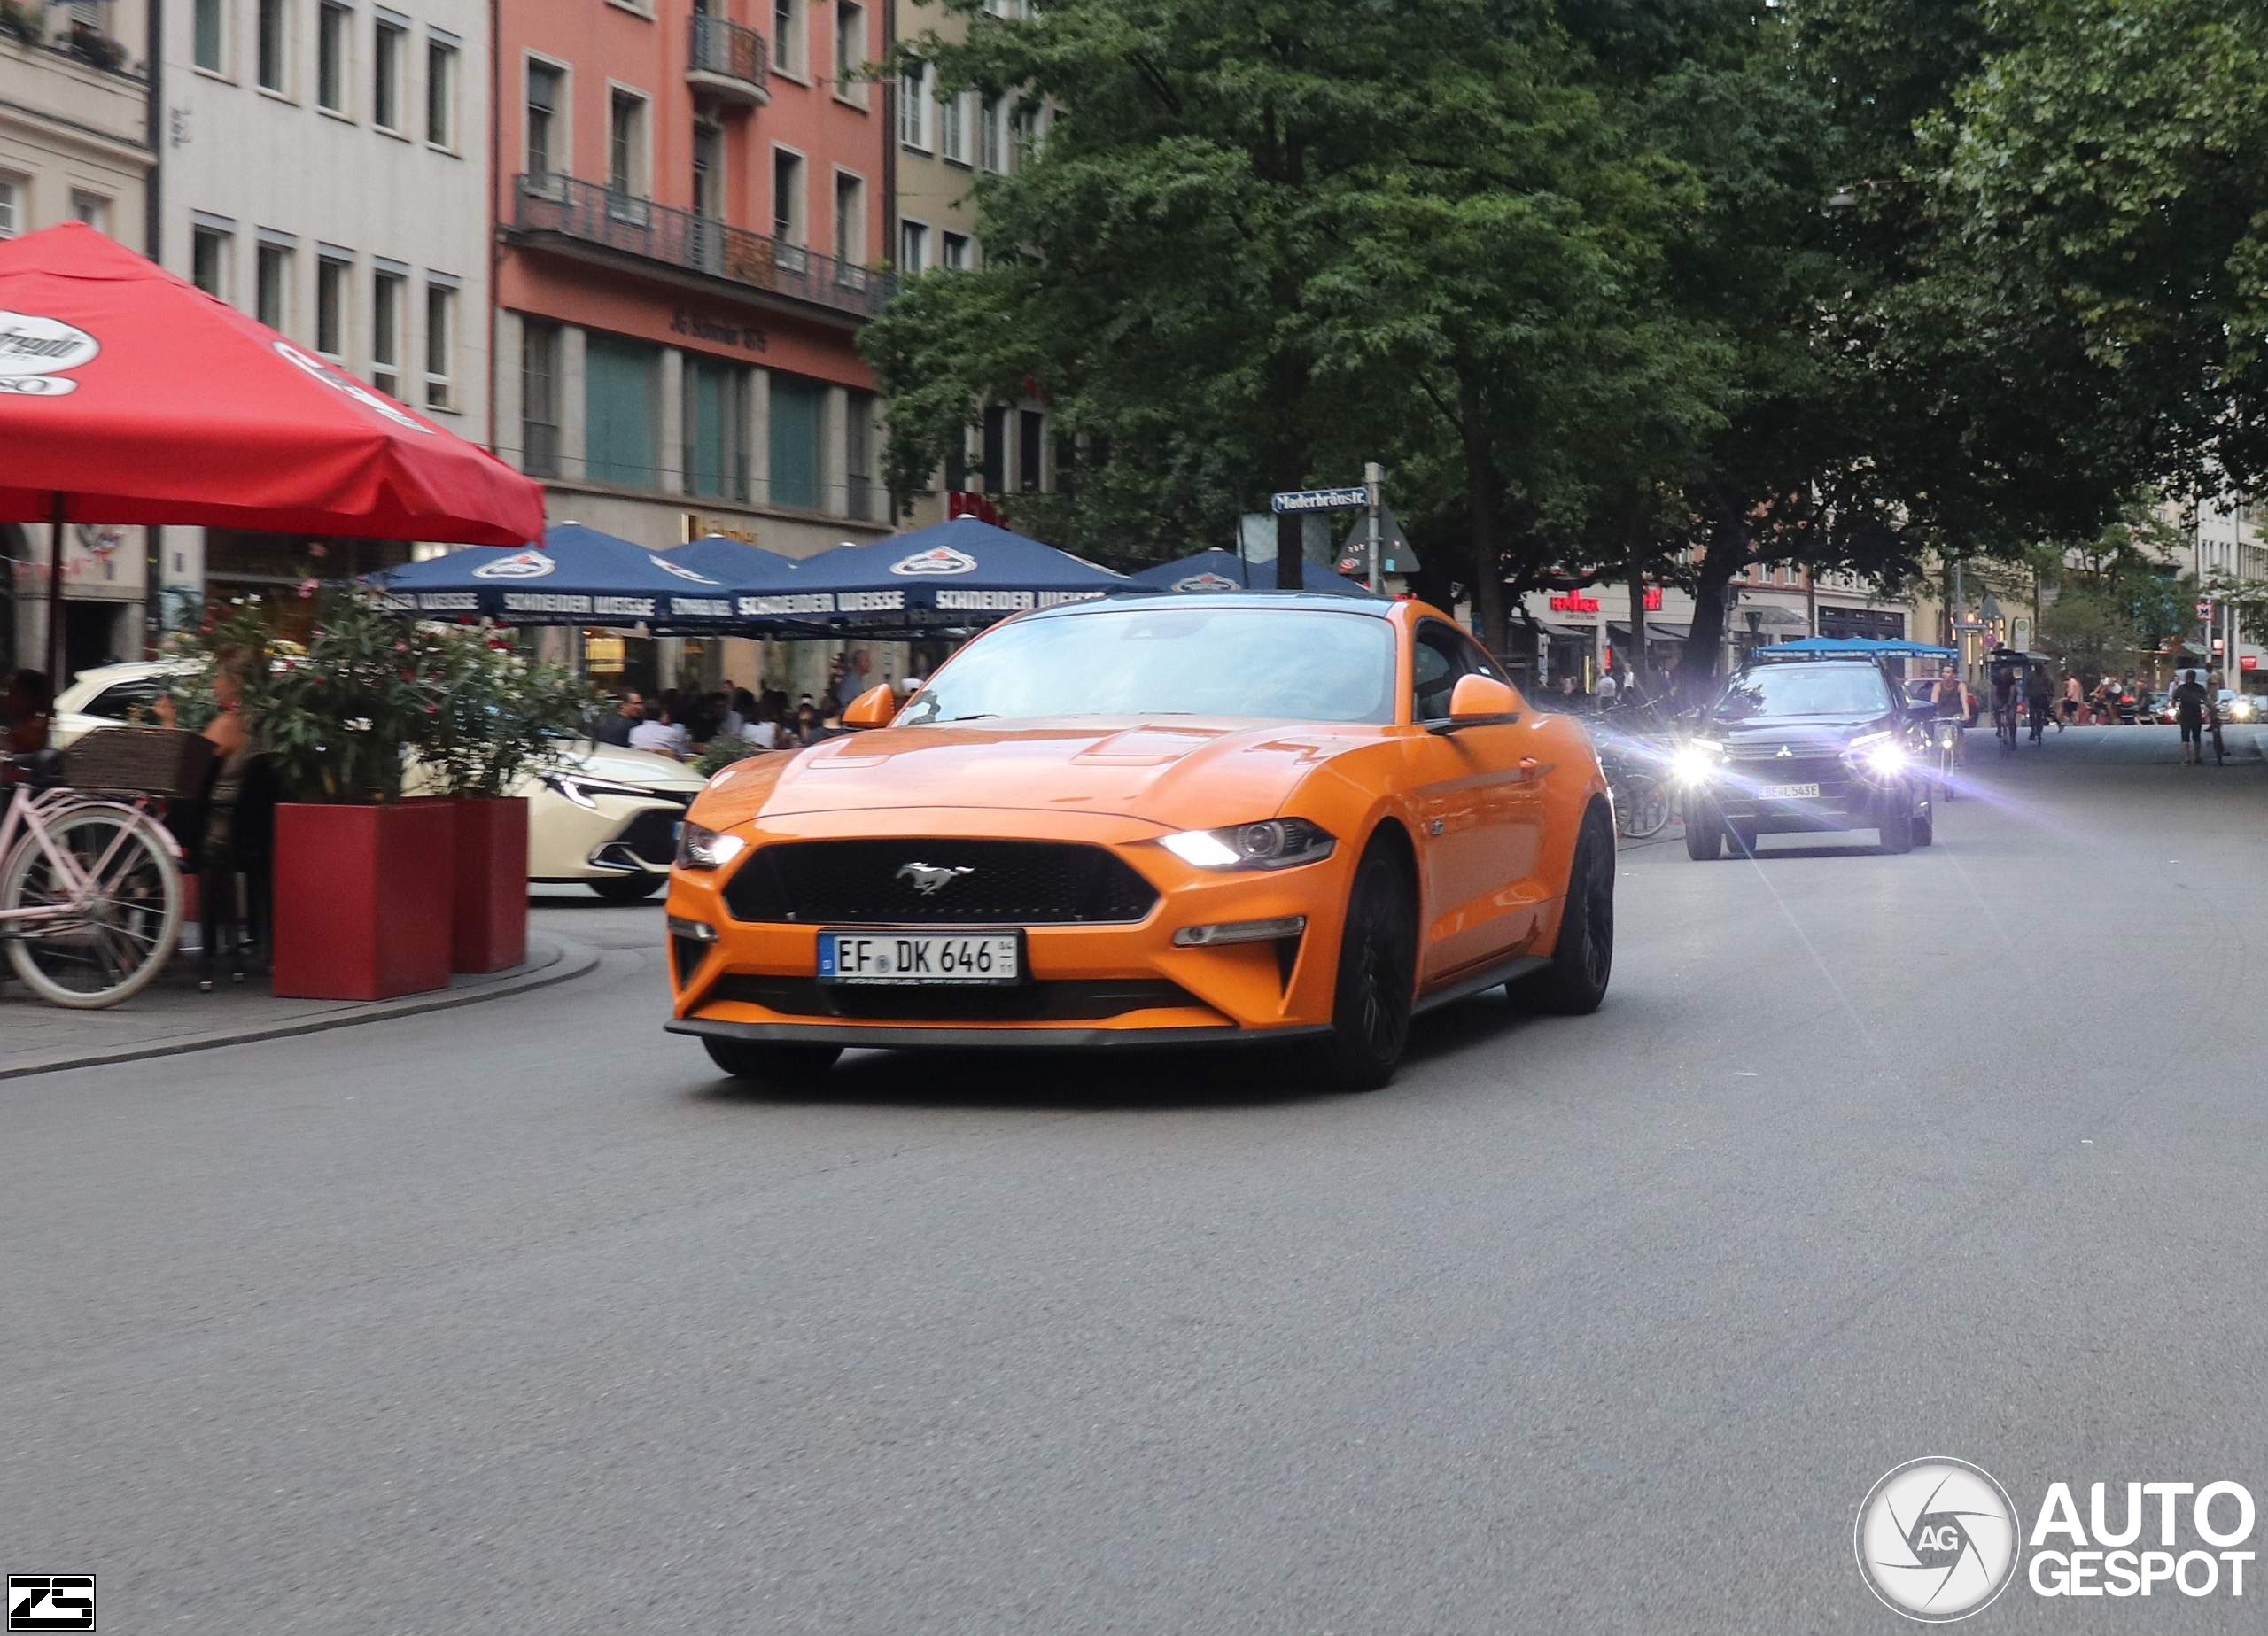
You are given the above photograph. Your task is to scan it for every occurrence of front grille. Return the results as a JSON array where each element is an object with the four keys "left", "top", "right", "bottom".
[
  {"left": 615, "top": 804, "right": 687, "bottom": 865},
  {"left": 721, "top": 839, "right": 1159, "bottom": 927},
  {"left": 708, "top": 974, "right": 1196, "bottom": 1022}
]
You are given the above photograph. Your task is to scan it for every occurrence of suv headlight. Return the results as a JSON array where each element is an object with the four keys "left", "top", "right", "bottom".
[
  {"left": 675, "top": 820, "right": 745, "bottom": 871},
  {"left": 1160, "top": 818, "right": 1335, "bottom": 871},
  {"left": 1670, "top": 741, "right": 1725, "bottom": 783},
  {"left": 1846, "top": 730, "right": 1907, "bottom": 777},
  {"left": 544, "top": 772, "right": 661, "bottom": 810}
]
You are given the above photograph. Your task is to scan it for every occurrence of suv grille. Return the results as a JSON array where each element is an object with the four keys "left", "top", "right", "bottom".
[{"left": 721, "top": 839, "right": 1159, "bottom": 927}]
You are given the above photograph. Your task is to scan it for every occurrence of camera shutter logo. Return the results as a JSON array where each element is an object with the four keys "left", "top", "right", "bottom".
[
  {"left": 6, "top": 1575, "right": 95, "bottom": 1632},
  {"left": 1855, "top": 1458, "right": 2021, "bottom": 1623},
  {"left": 0, "top": 312, "right": 98, "bottom": 397}
]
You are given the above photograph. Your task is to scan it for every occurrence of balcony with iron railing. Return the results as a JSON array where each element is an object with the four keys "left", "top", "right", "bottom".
[
  {"left": 509, "top": 174, "right": 896, "bottom": 323},
  {"left": 687, "top": 13, "right": 767, "bottom": 107}
]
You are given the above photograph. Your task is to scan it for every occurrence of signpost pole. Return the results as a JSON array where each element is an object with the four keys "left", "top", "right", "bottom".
[
  {"left": 1363, "top": 461, "right": 1384, "bottom": 593},
  {"left": 1276, "top": 509, "right": 1304, "bottom": 592}
]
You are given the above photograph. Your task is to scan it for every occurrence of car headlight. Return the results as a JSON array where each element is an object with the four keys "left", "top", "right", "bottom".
[
  {"left": 674, "top": 820, "right": 746, "bottom": 871},
  {"left": 1160, "top": 818, "right": 1335, "bottom": 871},
  {"left": 1847, "top": 731, "right": 1907, "bottom": 777},
  {"left": 1670, "top": 741, "right": 1725, "bottom": 784},
  {"left": 543, "top": 772, "right": 664, "bottom": 810}
]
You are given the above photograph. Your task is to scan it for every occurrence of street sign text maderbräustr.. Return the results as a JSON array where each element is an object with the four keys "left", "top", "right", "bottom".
[{"left": 1270, "top": 487, "right": 1369, "bottom": 515}]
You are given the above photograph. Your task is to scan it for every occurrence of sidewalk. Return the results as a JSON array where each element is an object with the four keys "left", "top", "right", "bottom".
[{"left": 0, "top": 933, "right": 600, "bottom": 1082}]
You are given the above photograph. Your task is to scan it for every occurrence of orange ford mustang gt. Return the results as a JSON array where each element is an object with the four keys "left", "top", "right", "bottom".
[{"left": 664, "top": 593, "right": 1614, "bottom": 1089}]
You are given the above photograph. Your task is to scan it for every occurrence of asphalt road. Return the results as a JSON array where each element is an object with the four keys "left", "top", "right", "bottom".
[{"left": 6, "top": 725, "right": 2265, "bottom": 1633}]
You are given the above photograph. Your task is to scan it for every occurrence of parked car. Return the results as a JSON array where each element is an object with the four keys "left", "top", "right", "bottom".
[{"left": 49, "top": 662, "right": 706, "bottom": 901}]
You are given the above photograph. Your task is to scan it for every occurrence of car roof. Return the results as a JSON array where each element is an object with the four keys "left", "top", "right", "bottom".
[
  {"left": 1739, "top": 652, "right": 1886, "bottom": 669},
  {"left": 1030, "top": 590, "right": 1401, "bottom": 622}
]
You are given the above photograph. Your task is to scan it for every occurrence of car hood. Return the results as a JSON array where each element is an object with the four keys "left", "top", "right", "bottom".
[
  {"left": 1711, "top": 714, "right": 1893, "bottom": 753},
  {"left": 542, "top": 740, "right": 709, "bottom": 794},
  {"left": 701, "top": 717, "right": 1366, "bottom": 830}
]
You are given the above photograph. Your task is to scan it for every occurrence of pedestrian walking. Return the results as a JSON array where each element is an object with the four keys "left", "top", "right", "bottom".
[
  {"left": 2062, "top": 671, "right": 2083, "bottom": 725},
  {"left": 1594, "top": 666, "right": 1619, "bottom": 709},
  {"left": 2172, "top": 667, "right": 2210, "bottom": 764}
]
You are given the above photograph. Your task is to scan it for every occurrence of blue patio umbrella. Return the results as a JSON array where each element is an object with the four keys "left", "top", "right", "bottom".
[
  {"left": 1130, "top": 547, "right": 1377, "bottom": 597},
  {"left": 660, "top": 534, "right": 838, "bottom": 624},
  {"left": 374, "top": 522, "right": 736, "bottom": 625},
  {"left": 788, "top": 517, "right": 1146, "bottom": 629}
]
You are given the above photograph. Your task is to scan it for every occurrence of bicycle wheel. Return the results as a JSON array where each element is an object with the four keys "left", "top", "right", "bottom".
[
  {"left": 1620, "top": 774, "right": 1671, "bottom": 840},
  {"left": 2, "top": 804, "right": 183, "bottom": 1008}
]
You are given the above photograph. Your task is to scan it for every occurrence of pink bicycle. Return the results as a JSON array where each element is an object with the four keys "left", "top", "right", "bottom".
[{"left": 1, "top": 756, "right": 183, "bottom": 1007}]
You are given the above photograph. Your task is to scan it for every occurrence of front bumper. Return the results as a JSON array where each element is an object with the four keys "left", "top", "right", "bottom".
[
  {"left": 664, "top": 808, "right": 1355, "bottom": 1043},
  {"left": 531, "top": 791, "right": 691, "bottom": 882},
  {"left": 1686, "top": 762, "right": 1905, "bottom": 834}
]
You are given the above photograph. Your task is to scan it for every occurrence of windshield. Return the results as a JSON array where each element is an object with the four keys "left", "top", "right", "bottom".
[
  {"left": 898, "top": 605, "right": 1399, "bottom": 725},
  {"left": 1714, "top": 663, "right": 1892, "bottom": 721}
]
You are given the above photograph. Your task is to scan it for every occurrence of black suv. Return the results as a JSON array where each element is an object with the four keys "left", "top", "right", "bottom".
[{"left": 1674, "top": 655, "right": 1934, "bottom": 858}]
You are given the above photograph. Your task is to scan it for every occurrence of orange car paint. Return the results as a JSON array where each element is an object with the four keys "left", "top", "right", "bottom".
[{"left": 667, "top": 597, "right": 1608, "bottom": 1041}]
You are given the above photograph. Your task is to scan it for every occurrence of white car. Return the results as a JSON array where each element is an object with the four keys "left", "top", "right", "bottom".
[{"left": 50, "top": 662, "right": 709, "bottom": 902}]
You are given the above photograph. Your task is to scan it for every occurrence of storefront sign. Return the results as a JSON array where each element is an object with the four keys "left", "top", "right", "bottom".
[
  {"left": 670, "top": 310, "right": 768, "bottom": 352},
  {"left": 682, "top": 513, "right": 758, "bottom": 545},
  {"left": 1546, "top": 586, "right": 1662, "bottom": 615}
]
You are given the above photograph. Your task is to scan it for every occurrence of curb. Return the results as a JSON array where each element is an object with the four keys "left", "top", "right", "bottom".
[{"left": 0, "top": 932, "right": 602, "bottom": 1082}]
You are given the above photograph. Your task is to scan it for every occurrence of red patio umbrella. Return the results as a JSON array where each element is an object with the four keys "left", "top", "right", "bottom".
[{"left": 0, "top": 221, "right": 544, "bottom": 675}]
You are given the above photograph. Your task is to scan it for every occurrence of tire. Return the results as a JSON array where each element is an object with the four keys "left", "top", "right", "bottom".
[
  {"left": 1532, "top": 808, "right": 1614, "bottom": 1015},
  {"left": 1913, "top": 801, "right": 1934, "bottom": 849},
  {"left": 589, "top": 873, "right": 665, "bottom": 903},
  {"left": 702, "top": 1036, "right": 841, "bottom": 1085},
  {"left": 1683, "top": 796, "right": 1725, "bottom": 861},
  {"left": 1316, "top": 840, "right": 1418, "bottom": 1091},
  {"left": 2, "top": 805, "right": 183, "bottom": 1009},
  {"left": 1877, "top": 786, "right": 1915, "bottom": 854}
]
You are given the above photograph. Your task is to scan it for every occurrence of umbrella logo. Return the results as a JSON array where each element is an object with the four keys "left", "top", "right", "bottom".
[
  {"left": 0, "top": 311, "right": 97, "bottom": 397},
  {"left": 889, "top": 545, "right": 980, "bottom": 578},
  {"left": 471, "top": 551, "right": 559, "bottom": 580},
  {"left": 273, "top": 339, "right": 431, "bottom": 434},
  {"left": 655, "top": 558, "right": 723, "bottom": 585},
  {"left": 1171, "top": 572, "right": 1242, "bottom": 593}
]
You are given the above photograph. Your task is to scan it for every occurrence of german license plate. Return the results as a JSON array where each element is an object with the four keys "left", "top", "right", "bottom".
[
  {"left": 818, "top": 930, "right": 1022, "bottom": 985},
  {"left": 1759, "top": 782, "right": 1821, "bottom": 799}
]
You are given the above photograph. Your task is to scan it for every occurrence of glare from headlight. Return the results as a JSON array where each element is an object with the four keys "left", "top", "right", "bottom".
[
  {"left": 1670, "top": 743, "right": 1722, "bottom": 784},
  {"left": 675, "top": 821, "right": 745, "bottom": 871},
  {"left": 1161, "top": 829, "right": 1243, "bottom": 868},
  {"left": 1860, "top": 742, "right": 1907, "bottom": 777}
]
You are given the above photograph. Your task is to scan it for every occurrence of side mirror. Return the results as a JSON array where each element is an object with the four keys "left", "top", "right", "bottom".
[
  {"left": 1434, "top": 673, "right": 1521, "bottom": 733},
  {"left": 842, "top": 683, "right": 897, "bottom": 731}
]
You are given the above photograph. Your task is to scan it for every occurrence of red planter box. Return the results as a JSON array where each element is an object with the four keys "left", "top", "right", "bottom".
[
  {"left": 271, "top": 802, "right": 454, "bottom": 1000},
  {"left": 449, "top": 797, "right": 529, "bottom": 973}
]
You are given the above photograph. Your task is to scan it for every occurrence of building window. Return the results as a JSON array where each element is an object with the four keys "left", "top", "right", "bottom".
[
  {"left": 845, "top": 392, "right": 875, "bottom": 522},
  {"left": 255, "top": 241, "right": 291, "bottom": 330},
  {"left": 683, "top": 355, "right": 750, "bottom": 502},
  {"left": 586, "top": 336, "right": 659, "bottom": 488},
  {"left": 692, "top": 120, "right": 723, "bottom": 218},
  {"left": 315, "top": 253, "right": 351, "bottom": 358},
  {"left": 832, "top": 172, "right": 864, "bottom": 263},
  {"left": 69, "top": 192, "right": 111, "bottom": 233},
  {"left": 981, "top": 404, "right": 1006, "bottom": 492},
  {"left": 370, "top": 267, "right": 404, "bottom": 396},
  {"left": 521, "top": 320, "right": 561, "bottom": 477},
  {"left": 525, "top": 61, "right": 564, "bottom": 181},
  {"left": 194, "top": 0, "right": 224, "bottom": 73},
  {"left": 940, "top": 230, "right": 970, "bottom": 271},
  {"left": 1019, "top": 408, "right": 1045, "bottom": 492},
  {"left": 1011, "top": 98, "right": 1041, "bottom": 166},
  {"left": 374, "top": 16, "right": 407, "bottom": 131},
  {"left": 317, "top": 1, "right": 349, "bottom": 112},
  {"left": 427, "top": 35, "right": 459, "bottom": 149},
  {"left": 190, "top": 224, "right": 230, "bottom": 295},
  {"left": 898, "top": 62, "right": 933, "bottom": 150},
  {"left": 772, "top": 0, "right": 802, "bottom": 76},
  {"left": 258, "top": 0, "right": 288, "bottom": 94},
  {"left": 423, "top": 280, "right": 455, "bottom": 410},
  {"left": 898, "top": 220, "right": 927, "bottom": 275},
  {"left": 978, "top": 96, "right": 1002, "bottom": 173},
  {"left": 772, "top": 149, "right": 804, "bottom": 244},
  {"left": 940, "top": 90, "right": 971, "bottom": 165},
  {"left": 834, "top": 2, "right": 864, "bottom": 100},
  {"left": 608, "top": 89, "right": 649, "bottom": 197},
  {"left": 768, "top": 374, "right": 823, "bottom": 510}
]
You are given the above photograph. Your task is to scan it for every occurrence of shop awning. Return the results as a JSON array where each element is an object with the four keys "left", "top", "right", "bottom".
[
  {"left": 1609, "top": 621, "right": 1691, "bottom": 641},
  {"left": 374, "top": 523, "right": 736, "bottom": 625}
]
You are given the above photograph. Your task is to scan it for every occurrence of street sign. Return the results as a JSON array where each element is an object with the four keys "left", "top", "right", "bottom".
[
  {"left": 1270, "top": 486, "right": 1369, "bottom": 515},
  {"left": 2198, "top": 598, "right": 2215, "bottom": 622}
]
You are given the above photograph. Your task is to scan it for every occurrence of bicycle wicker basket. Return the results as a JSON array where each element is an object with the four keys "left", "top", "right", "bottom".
[{"left": 61, "top": 726, "right": 216, "bottom": 801}]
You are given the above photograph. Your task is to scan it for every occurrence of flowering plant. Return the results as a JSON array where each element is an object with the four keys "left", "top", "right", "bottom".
[{"left": 416, "top": 624, "right": 600, "bottom": 798}]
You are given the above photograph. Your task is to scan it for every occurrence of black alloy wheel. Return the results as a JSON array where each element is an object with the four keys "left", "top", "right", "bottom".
[
  {"left": 1317, "top": 842, "right": 1418, "bottom": 1091},
  {"left": 703, "top": 1037, "right": 843, "bottom": 1086},
  {"left": 590, "top": 874, "right": 665, "bottom": 903},
  {"left": 1532, "top": 807, "right": 1614, "bottom": 1015}
]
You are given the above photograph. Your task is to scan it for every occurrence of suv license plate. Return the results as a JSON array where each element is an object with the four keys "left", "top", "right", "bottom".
[
  {"left": 1759, "top": 782, "right": 1821, "bottom": 799},
  {"left": 818, "top": 931, "right": 1022, "bottom": 985}
]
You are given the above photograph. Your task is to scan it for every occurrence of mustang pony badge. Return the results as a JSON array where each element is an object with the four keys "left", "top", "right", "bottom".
[{"left": 897, "top": 863, "right": 975, "bottom": 896}]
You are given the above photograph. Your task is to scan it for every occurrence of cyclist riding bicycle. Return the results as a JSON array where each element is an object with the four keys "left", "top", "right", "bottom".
[{"left": 1990, "top": 663, "right": 2020, "bottom": 750}]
